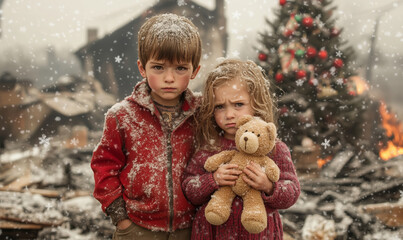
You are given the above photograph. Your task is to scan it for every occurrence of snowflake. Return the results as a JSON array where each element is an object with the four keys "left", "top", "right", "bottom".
[
  {"left": 70, "top": 138, "right": 79, "bottom": 147},
  {"left": 336, "top": 50, "right": 343, "bottom": 57},
  {"left": 39, "top": 134, "right": 51, "bottom": 147},
  {"left": 115, "top": 55, "right": 122, "bottom": 63},
  {"left": 232, "top": 11, "right": 241, "bottom": 19},
  {"left": 296, "top": 79, "right": 304, "bottom": 86},
  {"left": 45, "top": 202, "right": 53, "bottom": 211},
  {"left": 310, "top": 78, "right": 319, "bottom": 86},
  {"left": 330, "top": 67, "right": 336, "bottom": 75},
  {"left": 230, "top": 50, "right": 240, "bottom": 57},
  {"left": 321, "top": 139, "right": 330, "bottom": 149},
  {"left": 177, "top": 0, "right": 186, "bottom": 6},
  {"left": 336, "top": 78, "right": 344, "bottom": 85}
]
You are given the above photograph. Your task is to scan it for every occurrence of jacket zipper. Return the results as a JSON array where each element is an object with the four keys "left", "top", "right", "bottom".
[
  {"left": 166, "top": 114, "right": 192, "bottom": 232},
  {"left": 167, "top": 132, "right": 174, "bottom": 232}
]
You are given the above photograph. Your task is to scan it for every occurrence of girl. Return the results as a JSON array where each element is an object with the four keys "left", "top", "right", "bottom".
[{"left": 182, "top": 59, "right": 300, "bottom": 239}]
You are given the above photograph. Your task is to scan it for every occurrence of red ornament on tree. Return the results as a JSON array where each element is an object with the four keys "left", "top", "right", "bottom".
[
  {"left": 302, "top": 16, "right": 314, "bottom": 28},
  {"left": 348, "top": 91, "right": 356, "bottom": 96},
  {"left": 296, "top": 70, "right": 306, "bottom": 79},
  {"left": 333, "top": 58, "right": 344, "bottom": 68},
  {"left": 318, "top": 50, "right": 328, "bottom": 60},
  {"left": 279, "top": 0, "right": 287, "bottom": 6},
  {"left": 258, "top": 52, "right": 268, "bottom": 61},
  {"left": 279, "top": 106, "right": 288, "bottom": 115},
  {"left": 275, "top": 72, "right": 284, "bottom": 83},
  {"left": 306, "top": 46, "right": 317, "bottom": 58}
]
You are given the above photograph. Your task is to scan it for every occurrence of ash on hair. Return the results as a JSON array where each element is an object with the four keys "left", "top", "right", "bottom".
[
  {"left": 138, "top": 13, "right": 202, "bottom": 71},
  {"left": 196, "top": 58, "right": 278, "bottom": 150}
]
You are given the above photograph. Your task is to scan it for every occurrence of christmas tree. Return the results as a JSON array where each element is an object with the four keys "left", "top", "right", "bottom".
[{"left": 257, "top": 0, "right": 387, "bottom": 158}]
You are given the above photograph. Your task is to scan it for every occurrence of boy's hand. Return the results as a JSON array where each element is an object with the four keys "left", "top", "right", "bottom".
[
  {"left": 117, "top": 219, "right": 132, "bottom": 230},
  {"left": 213, "top": 164, "right": 241, "bottom": 186},
  {"left": 242, "top": 162, "right": 274, "bottom": 195}
]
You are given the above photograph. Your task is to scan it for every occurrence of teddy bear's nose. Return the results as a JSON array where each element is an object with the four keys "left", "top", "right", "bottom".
[{"left": 244, "top": 137, "right": 248, "bottom": 142}]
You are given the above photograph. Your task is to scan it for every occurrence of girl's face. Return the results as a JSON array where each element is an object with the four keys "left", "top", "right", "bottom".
[{"left": 213, "top": 79, "right": 255, "bottom": 140}]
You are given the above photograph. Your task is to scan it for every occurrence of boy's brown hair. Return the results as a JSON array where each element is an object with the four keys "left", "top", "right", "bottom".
[
  {"left": 138, "top": 13, "right": 202, "bottom": 71},
  {"left": 196, "top": 58, "right": 278, "bottom": 150}
]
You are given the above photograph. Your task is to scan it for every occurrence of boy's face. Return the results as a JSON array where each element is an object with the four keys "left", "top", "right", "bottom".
[
  {"left": 138, "top": 58, "right": 200, "bottom": 106},
  {"left": 213, "top": 79, "right": 254, "bottom": 140}
]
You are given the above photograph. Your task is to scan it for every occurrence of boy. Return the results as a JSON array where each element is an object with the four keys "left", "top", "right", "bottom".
[{"left": 91, "top": 13, "right": 201, "bottom": 240}]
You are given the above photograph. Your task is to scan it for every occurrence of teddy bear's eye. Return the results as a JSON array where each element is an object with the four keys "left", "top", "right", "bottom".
[
  {"left": 252, "top": 131, "right": 254, "bottom": 133},
  {"left": 245, "top": 130, "right": 248, "bottom": 132},
  {"left": 257, "top": 134, "right": 261, "bottom": 137}
]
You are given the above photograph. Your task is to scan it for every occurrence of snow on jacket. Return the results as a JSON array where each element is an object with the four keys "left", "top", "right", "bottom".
[
  {"left": 91, "top": 79, "right": 200, "bottom": 232},
  {"left": 182, "top": 137, "right": 300, "bottom": 240}
]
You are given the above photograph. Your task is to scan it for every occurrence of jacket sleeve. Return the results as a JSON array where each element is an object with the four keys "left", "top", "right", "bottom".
[
  {"left": 91, "top": 110, "right": 127, "bottom": 212},
  {"left": 182, "top": 150, "right": 219, "bottom": 206},
  {"left": 262, "top": 141, "right": 301, "bottom": 209}
]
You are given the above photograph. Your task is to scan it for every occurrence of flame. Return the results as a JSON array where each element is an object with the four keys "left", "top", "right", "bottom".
[
  {"left": 379, "top": 101, "right": 403, "bottom": 160},
  {"left": 317, "top": 156, "right": 332, "bottom": 168}
]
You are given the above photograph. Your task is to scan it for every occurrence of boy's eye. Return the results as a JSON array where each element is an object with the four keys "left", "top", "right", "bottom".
[
  {"left": 177, "top": 66, "right": 188, "bottom": 71},
  {"left": 152, "top": 65, "right": 163, "bottom": 70}
]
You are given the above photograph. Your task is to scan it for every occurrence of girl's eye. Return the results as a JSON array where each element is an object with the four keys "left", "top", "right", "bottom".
[
  {"left": 214, "top": 105, "right": 223, "bottom": 110},
  {"left": 235, "top": 103, "right": 244, "bottom": 107}
]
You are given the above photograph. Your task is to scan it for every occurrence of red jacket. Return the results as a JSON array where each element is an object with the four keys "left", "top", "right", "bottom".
[
  {"left": 91, "top": 80, "right": 200, "bottom": 232},
  {"left": 182, "top": 137, "right": 300, "bottom": 240}
]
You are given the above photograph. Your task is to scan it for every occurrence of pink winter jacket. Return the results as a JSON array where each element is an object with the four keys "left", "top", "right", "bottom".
[
  {"left": 91, "top": 80, "right": 200, "bottom": 232},
  {"left": 182, "top": 137, "right": 300, "bottom": 239}
]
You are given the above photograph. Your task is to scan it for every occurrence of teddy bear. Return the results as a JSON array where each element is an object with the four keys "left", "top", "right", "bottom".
[{"left": 204, "top": 115, "right": 280, "bottom": 234}]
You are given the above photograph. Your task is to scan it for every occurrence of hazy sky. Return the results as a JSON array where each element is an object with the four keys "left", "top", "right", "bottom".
[
  {"left": 1, "top": 0, "right": 401, "bottom": 55},
  {"left": 1, "top": 0, "right": 402, "bottom": 115}
]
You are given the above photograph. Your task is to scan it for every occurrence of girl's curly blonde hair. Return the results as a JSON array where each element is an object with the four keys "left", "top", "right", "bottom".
[{"left": 196, "top": 58, "right": 278, "bottom": 150}]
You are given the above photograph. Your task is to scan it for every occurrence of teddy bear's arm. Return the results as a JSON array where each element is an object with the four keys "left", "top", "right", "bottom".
[
  {"left": 264, "top": 156, "right": 280, "bottom": 182},
  {"left": 204, "top": 150, "right": 237, "bottom": 172}
]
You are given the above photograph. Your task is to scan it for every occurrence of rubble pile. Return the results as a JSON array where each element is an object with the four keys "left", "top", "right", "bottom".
[
  {"left": 1, "top": 139, "right": 403, "bottom": 239},
  {"left": 282, "top": 145, "right": 403, "bottom": 239},
  {"left": 0, "top": 140, "right": 114, "bottom": 240}
]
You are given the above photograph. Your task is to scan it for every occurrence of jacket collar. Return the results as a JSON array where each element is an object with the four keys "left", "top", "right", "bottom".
[{"left": 126, "top": 79, "right": 200, "bottom": 117}]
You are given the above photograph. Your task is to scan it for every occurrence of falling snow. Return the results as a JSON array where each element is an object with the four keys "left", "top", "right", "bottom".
[{"left": 0, "top": 0, "right": 403, "bottom": 239}]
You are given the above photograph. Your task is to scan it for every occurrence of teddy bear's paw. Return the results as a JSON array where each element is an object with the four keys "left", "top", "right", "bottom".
[
  {"left": 205, "top": 210, "right": 229, "bottom": 226},
  {"left": 241, "top": 218, "right": 267, "bottom": 234}
]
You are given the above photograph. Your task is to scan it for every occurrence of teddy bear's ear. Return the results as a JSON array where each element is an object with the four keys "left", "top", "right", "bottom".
[
  {"left": 236, "top": 115, "right": 254, "bottom": 127},
  {"left": 266, "top": 122, "right": 277, "bottom": 140}
]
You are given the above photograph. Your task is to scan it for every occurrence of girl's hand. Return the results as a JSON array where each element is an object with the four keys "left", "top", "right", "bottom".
[
  {"left": 242, "top": 162, "right": 274, "bottom": 195},
  {"left": 213, "top": 164, "right": 242, "bottom": 186}
]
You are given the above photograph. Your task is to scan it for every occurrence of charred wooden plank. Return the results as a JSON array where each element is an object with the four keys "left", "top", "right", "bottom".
[
  {"left": 320, "top": 148, "right": 355, "bottom": 178},
  {"left": 360, "top": 202, "right": 403, "bottom": 227},
  {"left": 354, "top": 178, "right": 403, "bottom": 204}
]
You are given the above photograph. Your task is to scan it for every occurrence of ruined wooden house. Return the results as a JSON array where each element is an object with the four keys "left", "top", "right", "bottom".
[{"left": 75, "top": 0, "right": 227, "bottom": 100}]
